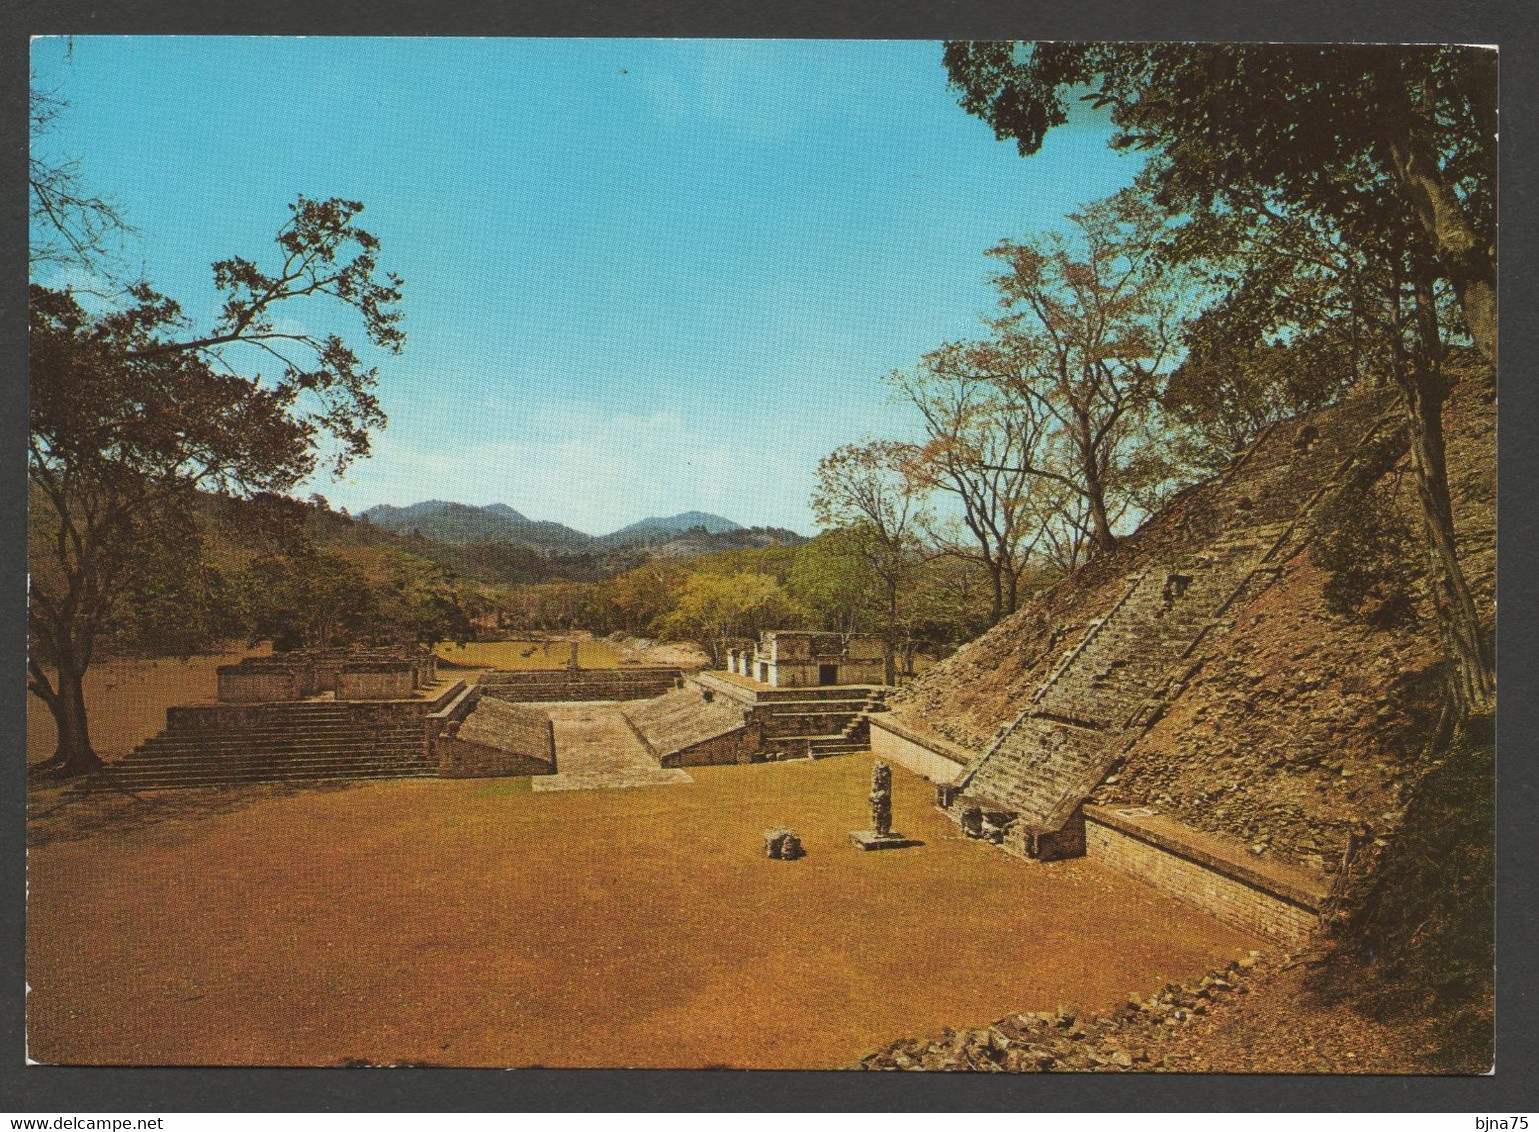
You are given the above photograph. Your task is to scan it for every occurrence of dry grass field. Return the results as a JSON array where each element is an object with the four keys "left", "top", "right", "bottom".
[
  {"left": 434, "top": 638, "right": 627, "bottom": 671},
  {"left": 26, "top": 754, "right": 1258, "bottom": 1069}
]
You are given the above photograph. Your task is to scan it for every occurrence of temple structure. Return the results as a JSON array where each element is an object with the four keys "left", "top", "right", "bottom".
[{"left": 724, "top": 630, "right": 884, "bottom": 688}]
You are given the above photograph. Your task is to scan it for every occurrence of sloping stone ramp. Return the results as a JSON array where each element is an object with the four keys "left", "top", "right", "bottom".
[
  {"left": 958, "top": 398, "right": 1402, "bottom": 835},
  {"left": 532, "top": 703, "right": 693, "bottom": 792}
]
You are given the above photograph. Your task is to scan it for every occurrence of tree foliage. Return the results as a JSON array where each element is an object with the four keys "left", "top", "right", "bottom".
[
  {"left": 944, "top": 40, "right": 1495, "bottom": 717},
  {"left": 28, "top": 86, "right": 131, "bottom": 279},
  {"left": 887, "top": 352, "right": 1046, "bottom": 624},
  {"left": 28, "top": 194, "right": 404, "bottom": 774},
  {"left": 659, "top": 571, "right": 802, "bottom": 668},
  {"left": 810, "top": 441, "right": 931, "bottom": 683}
]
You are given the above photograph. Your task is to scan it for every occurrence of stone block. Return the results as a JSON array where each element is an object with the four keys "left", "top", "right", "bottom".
[
  {"left": 849, "top": 830, "right": 922, "bottom": 851},
  {"left": 764, "top": 827, "right": 804, "bottom": 860}
]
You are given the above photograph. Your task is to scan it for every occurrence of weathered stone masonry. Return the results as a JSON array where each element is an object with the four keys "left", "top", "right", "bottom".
[
  {"left": 1084, "top": 805, "right": 1326, "bottom": 944},
  {"left": 947, "top": 399, "right": 1398, "bottom": 851},
  {"left": 436, "top": 688, "right": 557, "bottom": 778},
  {"left": 870, "top": 715, "right": 1322, "bottom": 941}
]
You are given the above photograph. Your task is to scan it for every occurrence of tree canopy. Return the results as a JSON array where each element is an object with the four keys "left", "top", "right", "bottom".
[
  {"left": 28, "top": 195, "right": 405, "bottom": 774},
  {"left": 944, "top": 40, "right": 1496, "bottom": 718}
]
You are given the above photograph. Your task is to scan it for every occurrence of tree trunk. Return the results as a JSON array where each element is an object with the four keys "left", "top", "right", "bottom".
[
  {"left": 1378, "top": 83, "right": 1497, "bottom": 365},
  {"left": 1391, "top": 148, "right": 1497, "bottom": 364},
  {"left": 986, "top": 563, "right": 1004, "bottom": 627},
  {"left": 883, "top": 580, "right": 898, "bottom": 686},
  {"left": 34, "top": 657, "right": 103, "bottom": 776},
  {"left": 1399, "top": 365, "right": 1494, "bottom": 718},
  {"left": 1076, "top": 414, "right": 1119, "bottom": 553},
  {"left": 1083, "top": 463, "right": 1117, "bottom": 553}
]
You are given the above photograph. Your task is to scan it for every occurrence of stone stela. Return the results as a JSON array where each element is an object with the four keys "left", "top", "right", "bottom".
[{"left": 850, "top": 760, "right": 921, "bottom": 851}]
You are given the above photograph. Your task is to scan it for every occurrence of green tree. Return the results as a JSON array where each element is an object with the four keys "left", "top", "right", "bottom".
[
  {"left": 240, "top": 551, "right": 378, "bottom": 652},
  {"left": 28, "top": 197, "right": 404, "bottom": 775},
  {"left": 1159, "top": 201, "right": 1383, "bottom": 473},
  {"left": 810, "top": 441, "right": 931, "bottom": 684},
  {"left": 898, "top": 555, "right": 997, "bottom": 673},
  {"left": 595, "top": 561, "right": 687, "bottom": 635},
  {"left": 660, "top": 571, "right": 803, "bottom": 668},
  {"left": 371, "top": 558, "right": 475, "bottom": 648},
  {"left": 789, "top": 528, "right": 881, "bottom": 636},
  {"left": 943, "top": 40, "right": 1495, "bottom": 715}
]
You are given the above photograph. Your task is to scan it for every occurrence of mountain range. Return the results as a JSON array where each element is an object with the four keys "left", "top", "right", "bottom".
[{"left": 360, "top": 501, "right": 790, "bottom": 555}]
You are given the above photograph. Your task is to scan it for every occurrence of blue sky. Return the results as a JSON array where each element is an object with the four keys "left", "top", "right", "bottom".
[{"left": 30, "top": 37, "right": 1141, "bottom": 535}]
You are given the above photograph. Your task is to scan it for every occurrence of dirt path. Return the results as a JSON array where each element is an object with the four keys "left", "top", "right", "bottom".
[{"left": 534, "top": 703, "right": 692, "bottom": 792}]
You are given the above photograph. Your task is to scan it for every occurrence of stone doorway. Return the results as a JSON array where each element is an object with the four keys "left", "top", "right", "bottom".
[{"left": 818, "top": 664, "right": 838, "bottom": 686}]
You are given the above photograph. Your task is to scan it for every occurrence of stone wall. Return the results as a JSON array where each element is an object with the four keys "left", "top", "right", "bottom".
[
  {"left": 474, "top": 667, "right": 682, "bottom": 702},
  {"left": 435, "top": 735, "right": 554, "bottom": 777},
  {"left": 1083, "top": 805, "right": 1325, "bottom": 944},
  {"left": 216, "top": 650, "right": 439, "bottom": 702},
  {"left": 869, "top": 717, "right": 968, "bottom": 785},
  {"left": 690, "top": 672, "right": 887, "bottom": 759},
  {"left": 664, "top": 729, "right": 757, "bottom": 768},
  {"left": 746, "top": 630, "right": 886, "bottom": 687},
  {"left": 336, "top": 665, "right": 417, "bottom": 701},
  {"left": 216, "top": 667, "right": 300, "bottom": 704},
  {"left": 438, "top": 694, "right": 555, "bottom": 778},
  {"left": 621, "top": 687, "right": 756, "bottom": 766},
  {"left": 168, "top": 681, "right": 463, "bottom": 734}
]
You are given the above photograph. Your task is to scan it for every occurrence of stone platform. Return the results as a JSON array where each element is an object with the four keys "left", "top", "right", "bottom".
[{"left": 849, "top": 830, "right": 922, "bottom": 851}]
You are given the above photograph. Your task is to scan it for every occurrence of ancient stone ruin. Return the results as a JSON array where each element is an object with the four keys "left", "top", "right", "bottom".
[
  {"left": 725, "top": 630, "right": 884, "bottom": 688},
  {"left": 215, "top": 647, "right": 439, "bottom": 703},
  {"left": 860, "top": 384, "right": 1485, "bottom": 942},
  {"left": 764, "top": 827, "right": 805, "bottom": 860},
  {"left": 925, "top": 397, "right": 1406, "bottom": 864},
  {"left": 850, "top": 760, "right": 920, "bottom": 850}
]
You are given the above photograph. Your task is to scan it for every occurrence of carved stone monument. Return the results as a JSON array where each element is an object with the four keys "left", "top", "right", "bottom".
[
  {"left": 763, "top": 827, "right": 804, "bottom": 860},
  {"left": 960, "top": 804, "right": 985, "bottom": 839},
  {"left": 850, "top": 760, "right": 921, "bottom": 851}
]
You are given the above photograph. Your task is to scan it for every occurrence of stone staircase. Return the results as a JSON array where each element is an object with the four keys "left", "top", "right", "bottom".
[
  {"left": 87, "top": 702, "right": 434, "bottom": 791},
  {"left": 690, "top": 673, "right": 889, "bottom": 760},
  {"left": 956, "top": 399, "right": 1402, "bottom": 836},
  {"left": 756, "top": 687, "right": 888, "bottom": 759},
  {"left": 806, "top": 701, "right": 887, "bottom": 758}
]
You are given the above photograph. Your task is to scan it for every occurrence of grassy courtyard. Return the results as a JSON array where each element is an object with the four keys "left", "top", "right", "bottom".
[
  {"left": 434, "top": 639, "right": 626, "bottom": 671},
  {"left": 27, "top": 755, "right": 1258, "bottom": 1069}
]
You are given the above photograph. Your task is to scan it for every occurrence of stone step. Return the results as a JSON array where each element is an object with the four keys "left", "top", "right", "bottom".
[
  {"left": 756, "top": 699, "right": 874, "bottom": 713},
  {"left": 138, "top": 728, "right": 424, "bottom": 748},
  {"left": 119, "top": 753, "right": 428, "bottom": 773},
  {"left": 152, "top": 723, "right": 406, "bottom": 738},
  {"left": 84, "top": 767, "right": 438, "bottom": 791},
  {"left": 108, "top": 748, "right": 434, "bottom": 768},
  {"left": 133, "top": 737, "right": 425, "bottom": 757},
  {"left": 114, "top": 747, "right": 432, "bottom": 767},
  {"left": 106, "top": 764, "right": 436, "bottom": 784}
]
